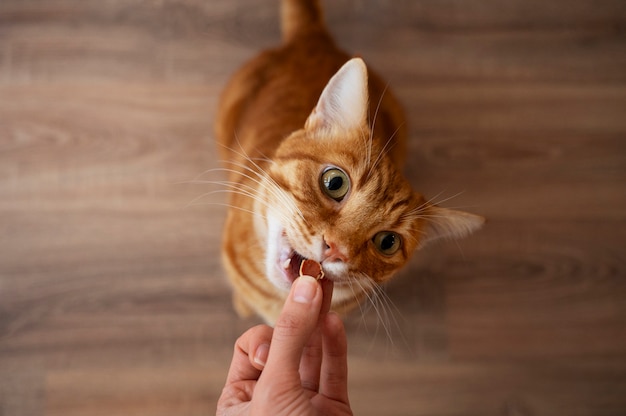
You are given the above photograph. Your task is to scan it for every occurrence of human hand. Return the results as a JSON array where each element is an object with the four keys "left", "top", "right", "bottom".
[{"left": 216, "top": 276, "right": 353, "bottom": 416}]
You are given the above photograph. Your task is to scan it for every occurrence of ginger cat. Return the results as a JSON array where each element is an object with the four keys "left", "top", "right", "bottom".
[{"left": 215, "top": 0, "right": 484, "bottom": 324}]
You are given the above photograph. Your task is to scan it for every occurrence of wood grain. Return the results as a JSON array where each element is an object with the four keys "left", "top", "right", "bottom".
[{"left": 1, "top": 1, "right": 625, "bottom": 415}]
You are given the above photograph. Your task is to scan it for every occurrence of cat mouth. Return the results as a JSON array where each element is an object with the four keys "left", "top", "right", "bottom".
[
  {"left": 274, "top": 228, "right": 345, "bottom": 288},
  {"left": 276, "top": 229, "right": 324, "bottom": 284},
  {"left": 278, "top": 249, "right": 309, "bottom": 284}
]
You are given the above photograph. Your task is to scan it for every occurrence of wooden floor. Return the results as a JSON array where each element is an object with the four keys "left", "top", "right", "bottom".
[{"left": 1, "top": 1, "right": 625, "bottom": 415}]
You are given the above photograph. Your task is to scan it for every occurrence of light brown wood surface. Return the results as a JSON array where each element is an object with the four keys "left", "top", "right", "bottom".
[{"left": 1, "top": 1, "right": 625, "bottom": 415}]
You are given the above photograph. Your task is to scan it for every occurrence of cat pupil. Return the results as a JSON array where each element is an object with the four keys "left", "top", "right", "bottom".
[
  {"left": 382, "top": 234, "right": 396, "bottom": 250},
  {"left": 328, "top": 176, "right": 343, "bottom": 191}
]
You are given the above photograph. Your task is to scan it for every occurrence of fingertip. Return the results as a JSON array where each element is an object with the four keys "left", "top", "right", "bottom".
[
  {"left": 253, "top": 343, "right": 269, "bottom": 368},
  {"left": 292, "top": 275, "right": 319, "bottom": 304}
]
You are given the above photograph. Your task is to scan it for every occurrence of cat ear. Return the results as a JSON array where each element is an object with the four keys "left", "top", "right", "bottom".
[
  {"left": 305, "top": 57, "right": 369, "bottom": 133},
  {"left": 419, "top": 206, "right": 485, "bottom": 248}
]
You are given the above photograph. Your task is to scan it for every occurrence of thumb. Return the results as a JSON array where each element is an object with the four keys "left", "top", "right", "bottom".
[{"left": 262, "top": 275, "right": 323, "bottom": 377}]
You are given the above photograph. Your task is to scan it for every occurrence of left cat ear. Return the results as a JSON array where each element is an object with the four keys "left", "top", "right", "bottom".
[
  {"left": 418, "top": 206, "right": 486, "bottom": 248},
  {"left": 305, "top": 57, "right": 369, "bottom": 133}
]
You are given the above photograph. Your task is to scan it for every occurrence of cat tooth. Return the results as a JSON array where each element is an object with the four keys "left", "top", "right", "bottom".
[{"left": 282, "top": 258, "right": 292, "bottom": 269}]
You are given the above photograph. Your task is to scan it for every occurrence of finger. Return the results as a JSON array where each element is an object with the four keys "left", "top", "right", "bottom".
[
  {"left": 318, "top": 277, "right": 334, "bottom": 321},
  {"left": 299, "top": 278, "right": 334, "bottom": 391},
  {"left": 225, "top": 324, "right": 273, "bottom": 385},
  {"left": 319, "top": 311, "right": 350, "bottom": 404},
  {"left": 299, "top": 324, "right": 323, "bottom": 392},
  {"left": 263, "top": 275, "right": 323, "bottom": 377}
]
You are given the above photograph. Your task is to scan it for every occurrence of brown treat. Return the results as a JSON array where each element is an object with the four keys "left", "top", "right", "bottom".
[{"left": 299, "top": 259, "right": 324, "bottom": 280}]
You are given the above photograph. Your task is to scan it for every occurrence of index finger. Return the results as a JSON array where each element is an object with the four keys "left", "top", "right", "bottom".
[
  {"left": 299, "top": 277, "right": 335, "bottom": 392},
  {"left": 262, "top": 276, "right": 323, "bottom": 378}
]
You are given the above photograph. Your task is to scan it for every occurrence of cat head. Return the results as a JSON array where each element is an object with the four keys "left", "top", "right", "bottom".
[{"left": 256, "top": 58, "right": 484, "bottom": 305}]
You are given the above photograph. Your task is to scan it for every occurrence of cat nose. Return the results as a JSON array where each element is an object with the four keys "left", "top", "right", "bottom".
[{"left": 323, "top": 240, "right": 348, "bottom": 263}]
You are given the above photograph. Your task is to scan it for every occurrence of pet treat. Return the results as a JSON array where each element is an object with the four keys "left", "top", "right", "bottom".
[{"left": 299, "top": 259, "right": 324, "bottom": 280}]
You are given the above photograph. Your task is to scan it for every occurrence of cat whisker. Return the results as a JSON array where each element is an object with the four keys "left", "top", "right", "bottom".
[
  {"left": 346, "top": 275, "right": 378, "bottom": 341},
  {"left": 187, "top": 188, "right": 268, "bottom": 217},
  {"left": 408, "top": 190, "right": 466, "bottom": 217},
  {"left": 353, "top": 273, "right": 396, "bottom": 346},
  {"left": 219, "top": 158, "right": 306, "bottom": 224},
  {"left": 371, "top": 280, "right": 411, "bottom": 354},
  {"left": 197, "top": 164, "right": 301, "bottom": 228},
  {"left": 187, "top": 200, "right": 266, "bottom": 223},
  {"left": 345, "top": 275, "right": 371, "bottom": 333},
  {"left": 187, "top": 178, "right": 297, "bottom": 228},
  {"left": 366, "top": 83, "right": 390, "bottom": 173},
  {"left": 215, "top": 139, "right": 296, "bottom": 212},
  {"left": 427, "top": 190, "right": 466, "bottom": 209},
  {"left": 186, "top": 185, "right": 253, "bottom": 206},
  {"left": 403, "top": 190, "right": 470, "bottom": 224},
  {"left": 370, "top": 279, "right": 405, "bottom": 328},
  {"left": 263, "top": 172, "right": 307, "bottom": 223},
  {"left": 408, "top": 189, "right": 447, "bottom": 216},
  {"left": 367, "top": 122, "right": 404, "bottom": 180}
]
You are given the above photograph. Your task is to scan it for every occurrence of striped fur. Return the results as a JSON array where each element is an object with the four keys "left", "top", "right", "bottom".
[{"left": 214, "top": 0, "right": 484, "bottom": 324}]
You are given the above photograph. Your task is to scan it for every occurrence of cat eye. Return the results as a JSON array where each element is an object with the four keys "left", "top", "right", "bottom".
[
  {"left": 373, "top": 231, "right": 402, "bottom": 256},
  {"left": 320, "top": 167, "right": 350, "bottom": 201}
]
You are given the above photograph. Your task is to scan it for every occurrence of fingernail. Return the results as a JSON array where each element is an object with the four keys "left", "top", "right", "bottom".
[
  {"left": 254, "top": 343, "right": 269, "bottom": 367},
  {"left": 293, "top": 275, "right": 318, "bottom": 304}
]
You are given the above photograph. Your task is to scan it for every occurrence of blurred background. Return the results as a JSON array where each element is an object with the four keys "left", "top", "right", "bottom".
[{"left": 1, "top": 1, "right": 625, "bottom": 415}]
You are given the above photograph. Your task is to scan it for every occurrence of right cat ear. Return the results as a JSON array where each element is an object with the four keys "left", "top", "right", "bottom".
[
  {"left": 418, "top": 206, "right": 486, "bottom": 249},
  {"left": 305, "top": 57, "right": 369, "bottom": 133}
]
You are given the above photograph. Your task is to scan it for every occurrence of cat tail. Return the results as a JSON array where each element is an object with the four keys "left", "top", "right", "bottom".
[{"left": 281, "top": 0, "right": 326, "bottom": 43}]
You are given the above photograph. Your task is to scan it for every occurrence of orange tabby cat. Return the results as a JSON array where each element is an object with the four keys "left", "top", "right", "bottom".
[{"left": 215, "top": 0, "right": 484, "bottom": 324}]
